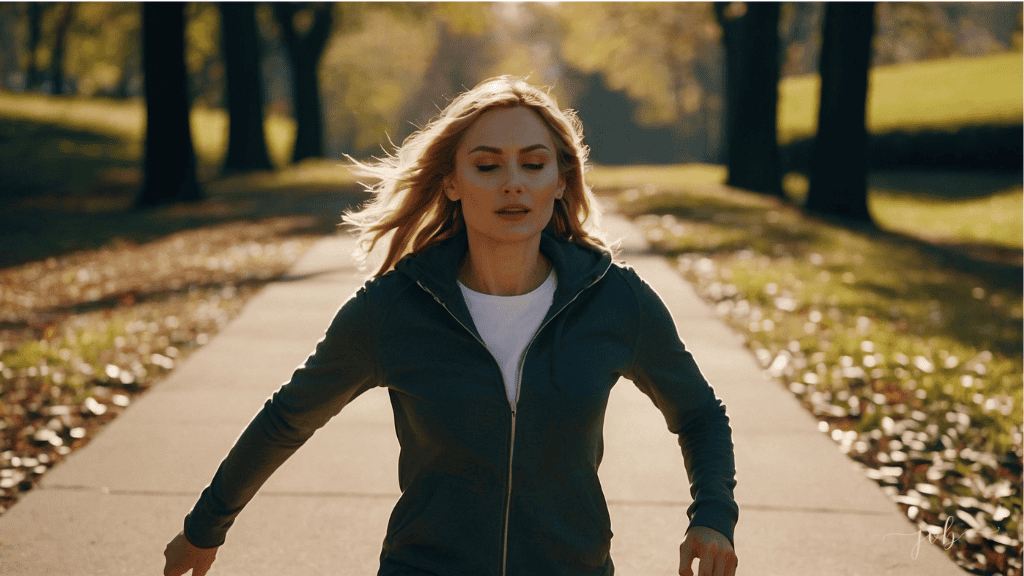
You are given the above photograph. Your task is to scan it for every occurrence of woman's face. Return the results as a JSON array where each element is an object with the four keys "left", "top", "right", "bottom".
[{"left": 446, "top": 106, "right": 565, "bottom": 249}]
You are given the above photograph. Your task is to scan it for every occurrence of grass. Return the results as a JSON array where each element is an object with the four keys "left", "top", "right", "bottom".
[
  {"left": 588, "top": 163, "right": 727, "bottom": 190},
  {"left": 602, "top": 171, "right": 1023, "bottom": 575},
  {"left": 0, "top": 91, "right": 298, "bottom": 175},
  {"left": 593, "top": 164, "right": 1024, "bottom": 254},
  {"left": 0, "top": 92, "right": 366, "bottom": 515},
  {"left": 778, "top": 52, "right": 1023, "bottom": 144}
]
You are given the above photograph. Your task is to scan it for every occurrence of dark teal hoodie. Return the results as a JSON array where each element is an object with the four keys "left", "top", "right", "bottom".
[{"left": 184, "top": 229, "right": 738, "bottom": 575}]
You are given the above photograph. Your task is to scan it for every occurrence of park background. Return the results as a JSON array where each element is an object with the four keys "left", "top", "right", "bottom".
[{"left": 0, "top": 2, "right": 1020, "bottom": 574}]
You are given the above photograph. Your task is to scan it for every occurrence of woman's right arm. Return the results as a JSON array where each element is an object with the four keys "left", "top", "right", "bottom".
[{"left": 175, "top": 283, "right": 383, "bottom": 551}]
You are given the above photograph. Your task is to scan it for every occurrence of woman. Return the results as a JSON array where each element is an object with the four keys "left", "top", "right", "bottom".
[{"left": 164, "top": 76, "right": 738, "bottom": 576}]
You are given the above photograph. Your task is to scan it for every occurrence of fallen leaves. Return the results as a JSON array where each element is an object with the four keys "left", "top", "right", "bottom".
[
  {"left": 629, "top": 197, "right": 1023, "bottom": 575},
  {"left": 0, "top": 217, "right": 320, "bottom": 515}
]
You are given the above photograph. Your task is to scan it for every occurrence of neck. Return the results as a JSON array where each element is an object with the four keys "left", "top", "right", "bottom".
[{"left": 459, "top": 234, "right": 550, "bottom": 296}]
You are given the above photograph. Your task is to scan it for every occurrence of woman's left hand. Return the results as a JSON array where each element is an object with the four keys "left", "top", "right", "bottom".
[{"left": 678, "top": 525, "right": 737, "bottom": 576}]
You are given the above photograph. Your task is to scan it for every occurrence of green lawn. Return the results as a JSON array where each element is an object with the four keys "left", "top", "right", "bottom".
[
  {"left": 778, "top": 52, "right": 1023, "bottom": 144},
  {"left": 0, "top": 92, "right": 298, "bottom": 173},
  {"left": 591, "top": 164, "right": 1024, "bottom": 252}
]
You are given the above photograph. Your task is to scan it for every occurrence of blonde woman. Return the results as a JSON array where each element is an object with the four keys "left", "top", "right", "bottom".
[{"left": 164, "top": 76, "right": 739, "bottom": 576}]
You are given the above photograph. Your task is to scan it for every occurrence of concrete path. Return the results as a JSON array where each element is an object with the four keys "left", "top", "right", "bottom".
[{"left": 0, "top": 213, "right": 965, "bottom": 575}]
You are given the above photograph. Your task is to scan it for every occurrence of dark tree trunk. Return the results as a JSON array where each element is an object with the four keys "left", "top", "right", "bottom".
[
  {"left": 714, "top": 1, "right": 783, "bottom": 197},
  {"left": 273, "top": 4, "right": 332, "bottom": 163},
  {"left": 805, "top": 3, "right": 876, "bottom": 223},
  {"left": 136, "top": 2, "right": 202, "bottom": 208},
  {"left": 49, "top": 3, "right": 74, "bottom": 96},
  {"left": 220, "top": 2, "right": 273, "bottom": 173},
  {"left": 26, "top": 3, "right": 43, "bottom": 90}
]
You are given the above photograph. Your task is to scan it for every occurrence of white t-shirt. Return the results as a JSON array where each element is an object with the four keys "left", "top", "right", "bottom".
[{"left": 458, "top": 270, "right": 557, "bottom": 404}]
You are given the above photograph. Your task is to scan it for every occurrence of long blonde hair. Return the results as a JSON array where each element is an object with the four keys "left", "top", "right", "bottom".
[{"left": 343, "top": 75, "right": 611, "bottom": 277}]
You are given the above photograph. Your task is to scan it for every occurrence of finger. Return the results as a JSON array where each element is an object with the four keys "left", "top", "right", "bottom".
[
  {"left": 722, "top": 551, "right": 739, "bottom": 576},
  {"left": 678, "top": 541, "right": 697, "bottom": 576},
  {"left": 697, "top": 552, "right": 716, "bottom": 576},
  {"left": 192, "top": 550, "right": 217, "bottom": 576},
  {"left": 709, "top": 549, "right": 738, "bottom": 576},
  {"left": 162, "top": 554, "right": 178, "bottom": 576}
]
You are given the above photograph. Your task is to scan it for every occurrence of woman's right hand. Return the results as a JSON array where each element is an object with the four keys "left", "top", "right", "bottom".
[{"left": 163, "top": 531, "right": 219, "bottom": 576}]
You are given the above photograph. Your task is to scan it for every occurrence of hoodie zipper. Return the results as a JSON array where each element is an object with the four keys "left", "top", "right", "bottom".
[
  {"left": 500, "top": 263, "right": 609, "bottom": 576},
  {"left": 417, "top": 262, "right": 612, "bottom": 576}
]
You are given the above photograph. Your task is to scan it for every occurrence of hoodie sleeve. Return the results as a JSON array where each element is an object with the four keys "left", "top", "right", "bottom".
[
  {"left": 619, "top": 267, "right": 739, "bottom": 546},
  {"left": 183, "top": 283, "right": 383, "bottom": 548}
]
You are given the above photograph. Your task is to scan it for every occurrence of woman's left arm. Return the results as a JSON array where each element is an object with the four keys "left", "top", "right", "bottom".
[{"left": 620, "top": 269, "right": 739, "bottom": 574}]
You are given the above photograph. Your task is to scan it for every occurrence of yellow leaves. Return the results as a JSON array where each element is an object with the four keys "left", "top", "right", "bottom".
[
  {"left": 555, "top": 2, "right": 717, "bottom": 127},
  {"left": 185, "top": 3, "right": 220, "bottom": 76},
  {"left": 320, "top": 8, "right": 436, "bottom": 153},
  {"left": 434, "top": 2, "right": 492, "bottom": 36}
]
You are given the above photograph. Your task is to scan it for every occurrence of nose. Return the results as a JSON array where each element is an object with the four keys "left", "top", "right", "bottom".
[{"left": 504, "top": 166, "right": 525, "bottom": 194}]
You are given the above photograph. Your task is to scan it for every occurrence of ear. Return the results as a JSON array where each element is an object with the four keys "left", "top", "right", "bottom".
[
  {"left": 555, "top": 175, "right": 565, "bottom": 200},
  {"left": 443, "top": 176, "right": 460, "bottom": 202}
]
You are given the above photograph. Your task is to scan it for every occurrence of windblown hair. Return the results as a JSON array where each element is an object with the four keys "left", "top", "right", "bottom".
[{"left": 343, "top": 75, "right": 612, "bottom": 277}]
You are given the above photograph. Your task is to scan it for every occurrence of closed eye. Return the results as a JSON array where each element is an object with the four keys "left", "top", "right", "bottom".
[
  {"left": 523, "top": 163, "right": 545, "bottom": 170},
  {"left": 476, "top": 165, "right": 499, "bottom": 172}
]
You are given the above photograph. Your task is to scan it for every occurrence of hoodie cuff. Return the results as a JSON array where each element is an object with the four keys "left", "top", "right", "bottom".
[
  {"left": 183, "top": 512, "right": 228, "bottom": 549},
  {"left": 687, "top": 501, "right": 738, "bottom": 547}
]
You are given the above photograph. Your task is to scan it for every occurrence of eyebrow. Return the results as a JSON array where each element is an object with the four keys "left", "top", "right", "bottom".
[{"left": 468, "top": 144, "right": 551, "bottom": 155}]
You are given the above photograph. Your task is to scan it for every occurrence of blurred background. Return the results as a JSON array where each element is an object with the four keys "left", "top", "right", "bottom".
[
  {"left": 0, "top": 3, "right": 1021, "bottom": 574},
  {"left": 0, "top": 2, "right": 1020, "bottom": 189}
]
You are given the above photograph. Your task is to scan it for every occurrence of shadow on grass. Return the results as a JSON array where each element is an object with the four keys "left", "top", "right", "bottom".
[
  {"left": 624, "top": 185, "right": 1021, "bottom": 284},
  {"left": 0, "top": 118, "right": 370, "bottom": 269},
  {"left": 619, "top": 184, "right": 1022, "bottom": 360},
  {"left": 0, "top": 182, "right": 369, "bottom": 269},
  {"left": 621, "top": 189, "right": 850, "bottom": 260},
  {"left": 806, "top": 209, "right": 1022, "bottom": 289},
  {"left": 2, "top": 264, "right": 357, "bottom": 332},
  {"left": 867, "top": 170, "right": 1022, "bottom": 200},
  {"left": 0, "top": 118, "right": 138, "bottom": 203},
  {"left": 781, "top": 124, "right": 1024, "bottom": 184}
]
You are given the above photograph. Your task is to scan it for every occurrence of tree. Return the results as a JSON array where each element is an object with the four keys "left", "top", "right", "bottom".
[
  {"left": 714, "top": 1, "right": 783, "bottom": 197},
  {"left": 273, "top": 3, "right": 332, "bottom": 162},
  {"left": 805, "top": 3, "right": 876, "bottom": 223},
  {"left": 49, "top": 3, "right": 74, "bottom": 95},
  {"left": 220, "top": 2, "right": 273, "bottom": 173},
  {"left": 136, "top": 2, "right": 202, "bottom": 208},
  {"left": 26, "top": 3, "right": 43, "bottom": 90},
  {"left": 554, "top": 3, "right": 721, "bottom": 163}
]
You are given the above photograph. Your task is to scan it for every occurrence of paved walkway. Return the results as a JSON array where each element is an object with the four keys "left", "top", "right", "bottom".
[{"left": 0, "top": 213, "right": 965, "bottom": 575}]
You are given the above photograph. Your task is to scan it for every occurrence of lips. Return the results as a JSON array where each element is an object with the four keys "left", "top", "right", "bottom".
[
  {"left": 495, "top": 203, "right": 530, "bottom": 221},
  {"left": 495, "top": 204, "right": 530, "bottom": 215}
]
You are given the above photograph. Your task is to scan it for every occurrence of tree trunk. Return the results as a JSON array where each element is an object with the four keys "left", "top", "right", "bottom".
[
  {"left": 26, "top": 3, "right": 43, "bottom": 90},
  {"left": 274, "top": 4, "right": 332, "bottom": 163},
  {"left": 805, "top": 3, "right": 876, "bottom": 223},
  {"left": 49, "top": 3, "right": 74, "bottom": 96},
  {"left": 714, "top": 1, "right": 783, "bottom": 197},
  {"left": 220, "top": 2, "right": 273, "bottom": 173},
  {"left": 136, "top": 2, "right": 202, "bottom": 208}
]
